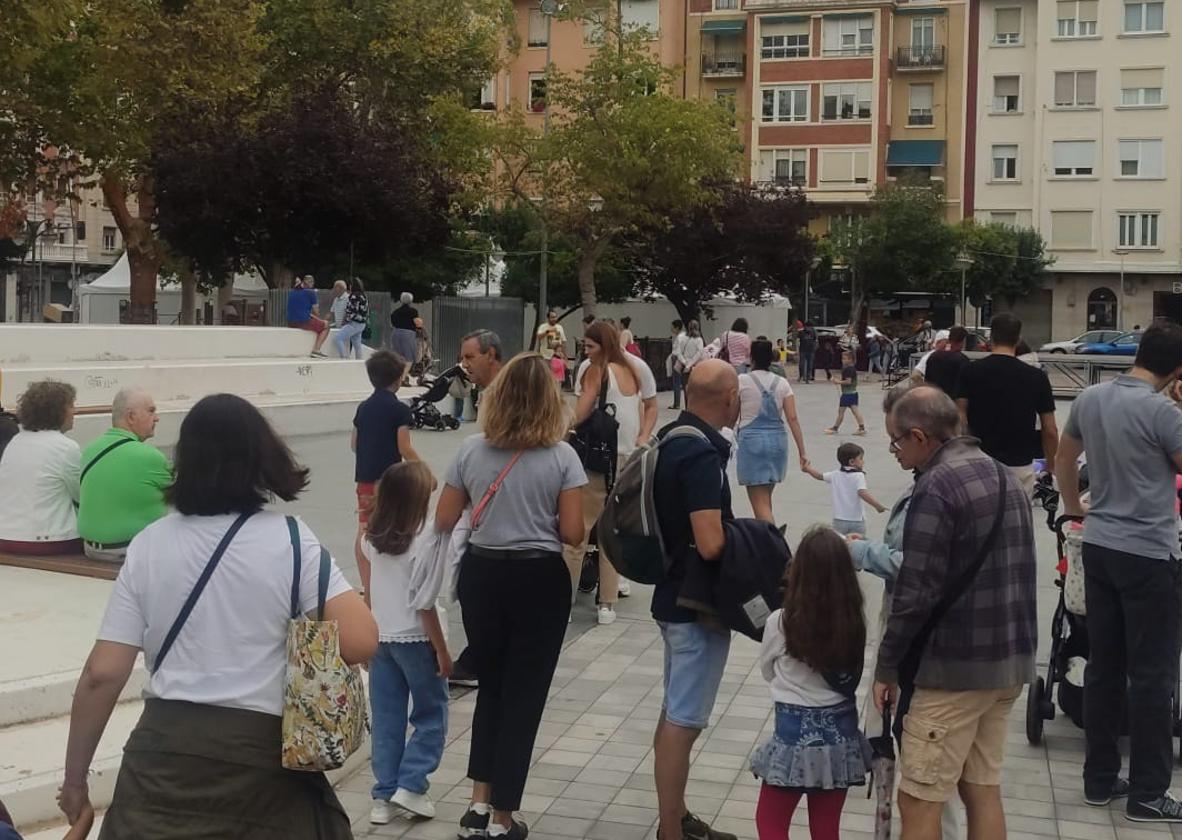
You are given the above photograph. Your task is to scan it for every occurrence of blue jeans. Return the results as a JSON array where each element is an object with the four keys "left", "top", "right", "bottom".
[
  {"left": 369, "top": 641, "right": 449, "bottom": 800},
  {"left": 453, "top": 397, "right": 465, "bottom": 420},
  {"left": 658, "top": 620, "right": 731, "bottom": 729},
  {"left": 799, "top": 349, "right": 816, "bottom": 381},
  {"left": 671, "top": 369, "right": 684, "bottom": 408},
  {"left": 335, "top": 321, "right": 365, "bottom": 359}
]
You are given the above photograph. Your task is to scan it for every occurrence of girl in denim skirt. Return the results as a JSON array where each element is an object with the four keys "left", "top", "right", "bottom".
[{"left": 750, "top": 526, "right": 872, "bottom": 840}]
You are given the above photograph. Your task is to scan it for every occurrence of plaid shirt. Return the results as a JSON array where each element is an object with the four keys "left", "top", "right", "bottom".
[{"left": 874, "top": 437, "right": 1038, "bottom": 691}]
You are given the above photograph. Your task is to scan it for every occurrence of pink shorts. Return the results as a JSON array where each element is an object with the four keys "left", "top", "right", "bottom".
[{"left": 291, "top": 317, "right": 328, "bottom": 334}]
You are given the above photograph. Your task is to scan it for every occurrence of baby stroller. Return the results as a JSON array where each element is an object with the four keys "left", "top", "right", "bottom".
[
  {"left": 409, "top": 364, "right": 464, "bottom": 431},
  {"left": 1026, "top": 471, "right": 1182, "bottom": 762}
]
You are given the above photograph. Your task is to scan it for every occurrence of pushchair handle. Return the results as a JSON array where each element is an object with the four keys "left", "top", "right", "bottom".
[{"left": 1053, "top": 514, "right": 1084, "bottom": 537}]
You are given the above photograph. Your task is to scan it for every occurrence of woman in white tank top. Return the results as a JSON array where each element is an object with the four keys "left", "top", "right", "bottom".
[{"left": 567, "top": 322, "right": 642, "bottom": 625}]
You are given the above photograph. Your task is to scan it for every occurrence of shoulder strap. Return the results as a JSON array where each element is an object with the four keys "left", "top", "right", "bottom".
[
  {"left": 657, "top": 424, "right": 709, "bottom": 448},
  {"left": 287, "top": 516, "right": 302, "bottom": 618},
  {"left": 898, "top": 460, "right": 1009, "bottom": 688},
  {"left": 471, "top": 450, "right": 525, "bottom": 529},
  {"left": 316, "top": 546, "right": 331, "bottom": 621},
  {"left": 153, "top": 512, "right": 254, "bottom": 673},
  {"left": 80, "top": 437, "right": 135, "bottom": 484}
]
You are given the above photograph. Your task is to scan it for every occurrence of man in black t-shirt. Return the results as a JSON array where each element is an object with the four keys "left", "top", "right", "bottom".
[
  {"left": 651, "top": 358, "right": 739, "bottom": 840},
  {"left": 923, "top": 325, "right": 970, "bottom": 396},
  {"left": 955, "top": 313, "right": 1058, "bottom": 496}
]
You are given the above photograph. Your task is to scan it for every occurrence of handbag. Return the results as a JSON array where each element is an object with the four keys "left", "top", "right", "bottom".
[
  {"left": 569, "top": 367, "right": 619, "bottom": 480},
  {"left": 281, "top": 516, "right": 369, "bottom": 771}
]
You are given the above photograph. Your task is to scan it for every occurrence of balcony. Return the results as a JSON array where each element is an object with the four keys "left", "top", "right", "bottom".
[
  {"left": 701, "top": 53, "right": 746, "bottom": 78},
  {"left": 896, "top": 45, "right": 945, "bottom": 70}
]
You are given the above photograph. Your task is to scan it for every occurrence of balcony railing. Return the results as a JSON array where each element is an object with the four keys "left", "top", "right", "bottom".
[
  {"left": 701, "top": 53, "right": 746, "bottom": 77},
  {"left": 896, "top": 45, "right": 945, "bottom": 69},
  {"left": 907, "top": 112, "right": 934, "bottom": 126}
]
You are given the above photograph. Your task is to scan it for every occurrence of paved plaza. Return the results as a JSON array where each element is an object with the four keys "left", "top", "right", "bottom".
[{"left": 269, "top": 375, "right": 1182, "bottom": 840}]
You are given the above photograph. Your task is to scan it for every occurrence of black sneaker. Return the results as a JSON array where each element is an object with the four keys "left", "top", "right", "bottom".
[
  {"left": 659, "top": 811, "right": 736, "bottom": 840},
  {"left": 449, "top": 663, "right": 479, "bottom": 689},
  {"left": 1128, "top": 793, "right": 1182, "bottom": 823},
  {"left": 487, "top": 817, "right": 529, "bottom": 839},
  {"left": 458, "top": 807, "right": 490, "bottom": 838},
  {"left": 1085, "top": 777, "right": 1130, "bottom": 806}
]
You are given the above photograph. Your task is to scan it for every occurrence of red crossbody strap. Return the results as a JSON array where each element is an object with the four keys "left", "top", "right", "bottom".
[{"left": 471, "top": 450, "right": 525, "bottom": 529}]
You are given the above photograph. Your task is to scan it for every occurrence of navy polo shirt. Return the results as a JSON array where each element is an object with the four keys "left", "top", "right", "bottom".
[
  {"left": 650, "top": 411, "right": 734, "bottom": 623},
  {"left": 353, "top": 389, "right": 412, "bottom": 483}
]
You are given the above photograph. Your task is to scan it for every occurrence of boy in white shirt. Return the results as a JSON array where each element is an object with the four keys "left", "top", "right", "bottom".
[{"left": 804, "top": 442, "right": 886, "bottom": 535}]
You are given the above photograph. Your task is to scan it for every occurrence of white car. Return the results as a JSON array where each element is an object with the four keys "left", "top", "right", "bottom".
[{"left": 1039, "top": 330, "right": 1123, "bottom": 354}]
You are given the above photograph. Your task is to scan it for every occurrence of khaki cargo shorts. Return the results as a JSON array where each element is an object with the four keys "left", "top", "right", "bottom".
[{"left": 899, "top": 686, "right": 1022, "bottom": 802}]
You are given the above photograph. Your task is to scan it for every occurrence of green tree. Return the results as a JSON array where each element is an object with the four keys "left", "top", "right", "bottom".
[
  {"left": 829, "top": 180, "right": 957, "bottom": 325},
  {"left": 999, "top": 226, "right": 1054, "bottom": 305},
  {"left": 952, "top": 220, "right": 1017, "bottom": 307}
]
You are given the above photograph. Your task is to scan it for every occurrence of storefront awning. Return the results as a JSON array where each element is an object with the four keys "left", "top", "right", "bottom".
[
  {"left": 886, "top": 140, "right": 946, "bottom": 167},
  {"left": 701, "top": 19, "right": 747, "bottom": 34}
]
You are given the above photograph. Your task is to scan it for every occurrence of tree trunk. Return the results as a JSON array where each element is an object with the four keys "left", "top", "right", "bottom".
[
  {"left": 179, "top": 268, "right": 197, "bottom": 325},
  {"left": 576, "top": 235, "right": 612, "bottom": 316},
  {"left": 217, "top": 282, "right": 234, "bottom": 324},
  {"left": 268, "top": 261, "right": 295, "bottom": 290},
  {"left": 101, "top": 173, "right": 161, "bottom": 324}
]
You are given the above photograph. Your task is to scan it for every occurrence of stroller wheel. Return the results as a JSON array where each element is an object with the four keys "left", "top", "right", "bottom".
[
  {"left": 447, "top": 417, "right": 460, "bottom": 430},
  {"left": 1026, "top": 678, "right": 1045, "bottom": 745}
]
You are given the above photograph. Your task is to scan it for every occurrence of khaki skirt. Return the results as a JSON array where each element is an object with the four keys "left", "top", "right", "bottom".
[{"left": 100, "top": 699, "right": 352, "bottom": 840}]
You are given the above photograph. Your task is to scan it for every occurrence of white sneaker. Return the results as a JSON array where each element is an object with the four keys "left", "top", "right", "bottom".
[
  {"left": 393, "top": 787, "right": 436, "bottom": 819},
  {"left": 370, "top": 799, "right": 396, "bottom": 824},
  {"left": 597, "top": 606, "right": 617, "bottom": 625},
  {"left": 617, "top": 578, "right": 631, "bottom": 597}
]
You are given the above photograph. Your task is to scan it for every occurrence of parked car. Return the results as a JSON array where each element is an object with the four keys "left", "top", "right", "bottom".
[
  {"left": 831, "top": 323, "right": 887, "bottom": 341},
  {"left": 1040, "top": 330, "right": 1123, "bottom": 354},
  {"left": 1078, "top": 331, "right": 1142, "bottom": 356}
]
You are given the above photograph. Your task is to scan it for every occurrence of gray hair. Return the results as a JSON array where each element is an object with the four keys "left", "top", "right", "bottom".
[
  {"left": 333, "top": 280, "right": 347, "bottom": 291},
  {"left": 462, "top": 329, "right": 503, "bottom": 361},
  {"left": 400, "top": 292, "right": 413, "bottom": 305},
  {"left": 112, "top": 387, "right": 150, "bottom": 423},
  {"left": 890, "top": 385, "right": 960, "bottom": 441}
]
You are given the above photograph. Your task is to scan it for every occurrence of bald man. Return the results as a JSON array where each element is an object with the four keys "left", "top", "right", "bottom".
[
  {"left": 650, "top": 359, "right": 740, "bottom": 840},
  {"left": 77, "top": 388, "right": 171, "bottom": 562}
]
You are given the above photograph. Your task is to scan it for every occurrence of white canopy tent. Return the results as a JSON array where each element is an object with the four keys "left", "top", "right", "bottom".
[{"left": 78, "top": 254, "right": 269, "bottom": 324}]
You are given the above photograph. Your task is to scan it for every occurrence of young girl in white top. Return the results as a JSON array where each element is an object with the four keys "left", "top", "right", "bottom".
[
  {"left": 363, "top": 461, "right": 452, "bottom": 826},
  {"left": 751, "top": 526, "right": 872, "bottom": 840}
]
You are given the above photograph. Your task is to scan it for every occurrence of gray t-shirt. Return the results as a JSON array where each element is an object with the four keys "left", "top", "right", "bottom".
[
  {"left": 445, "top": 434, "right": 587, "bottom": 554},
  {"left": 1064, "top": 375, "right": 1182, "bottom": 560}
]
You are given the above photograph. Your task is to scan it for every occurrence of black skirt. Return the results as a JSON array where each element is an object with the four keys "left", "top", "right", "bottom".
[{"left": 100, "top": 699, "right": 352, "bottom": 840}]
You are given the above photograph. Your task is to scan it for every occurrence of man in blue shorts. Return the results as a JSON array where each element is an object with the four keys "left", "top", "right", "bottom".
[{"left": 650, "top": 358, "right": 739, "bottom": 840}]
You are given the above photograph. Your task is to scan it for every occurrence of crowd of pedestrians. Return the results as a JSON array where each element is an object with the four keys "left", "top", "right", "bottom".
[{"left": 4, "top": 305, "right": 1175, "bottom": 840}]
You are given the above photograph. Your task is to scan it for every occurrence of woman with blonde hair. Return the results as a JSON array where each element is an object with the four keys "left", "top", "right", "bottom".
[{"left": 435, "top": 353, "right": 587, "bottom": 840}]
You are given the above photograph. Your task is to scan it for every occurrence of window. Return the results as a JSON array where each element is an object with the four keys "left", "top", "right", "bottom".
[
  {"left": 467, "top": 78, "right": 496, "bottom": 109},
  {"left": 911, "top": 17, "right": 935, "bottom": 49},
  {"left": 761, "top": 22, "right": 810, "bottom": 59},
  {"left": 994, "top": 7, "right": 1022, "bottom": 44},
  {"left": 715, "top": 88, "right": 737, "bottom": 111},
  {"left": 583, "top": 18, "right": 605, "bottom": 44},
  {"left": 714, "top": 0, "right": 738, "bottom": 8},
  {"left": 75, "top": 221, "right": 85, "bottom": 242},
  {"left": 758, "top": 149, "right": 808, "bottom": 185},
  {"left": 822, "top": 16, "right": 874, "bottom": 56},
  {"left": 102, "top": 226, "right": 117, "bottom": 251},
  {"left": 528, "top": 73, "right": 547, "bottom": 113},
  {"left": 1087, "top": 288, "right": 1118, "bottom": 328},
  {"left": 761, "top": 86, "right": 809, "bottom": 122},
  {"left": 908, "top": 84, "right": 934, "bottom": 125},
  {"left": 992, "top": 75, "right": 1020, "bottom": 112},
  {"left": 1121, "top": 68, "right": 1164, "bottom": 105},
  {"left": 990, "top": 211, "right": 1018, "bottom": 227},
  {"left": 1124, "top": 2, "right": 1165, "bottom": 33},
  {"left": 1052, "top": 140, "right": 1095, "bottom": 176},
  {"left": 820, "top": 148, "right": 872, "bottom": 184},
  {"left": 1118, "top": 212, "right": 1160, "bottom": 248},
  {"left": 620, "top": 0, "right": 660, "bottom": 36},
  {"left": 822, "top": 82, "right": 873, "bottom": 121},
  {"left": 991, "top": 144, "right": 1019, "bottom": 180},
  {"left": 1057, "top": 0, "right": 1098, "bottom": 37},
  {"left": 1118, "top": 139, "right": 1164, "bottom": 177},
  {"left": 1054, "top": 70, "right": 1097, "bottom": 107},
  {"left": 1050, "top": 210, "right": 1094, "bottom": 248},
  {"left": 528, "top": 8, "right": 548, "bottom": 46}
]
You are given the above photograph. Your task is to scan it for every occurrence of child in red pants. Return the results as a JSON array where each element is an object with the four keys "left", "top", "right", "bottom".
[{"left": 749, "top": 527, "right": 872, "bottom": 839}]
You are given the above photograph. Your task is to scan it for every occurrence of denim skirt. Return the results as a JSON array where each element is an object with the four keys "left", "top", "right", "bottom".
[
  {"left": 750, "top": 701, "right": 872, "bottom": 790},
  {"left": 736, "top": 424, "right": 788, "bottom": 486}
]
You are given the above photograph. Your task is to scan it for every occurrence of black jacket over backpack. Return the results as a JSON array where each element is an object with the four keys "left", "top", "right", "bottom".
[{"left": 676, "top": 518, "right": 792, "bottom": 641}]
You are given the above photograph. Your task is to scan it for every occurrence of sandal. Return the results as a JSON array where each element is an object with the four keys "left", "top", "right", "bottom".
[
  {"left": 855, "top": 427, "right": 867, "bottom": 436},
  {"left": 825, "top": 427, "right": 838, "bottom": 435}
]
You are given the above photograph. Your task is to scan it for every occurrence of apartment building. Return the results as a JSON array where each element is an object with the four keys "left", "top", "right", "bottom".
[
  {"left": 973, "top": 0, "right": 1180, "bottom": 340},
  {"left": 685, "top": 0, "right": 969, "bottom": 237}
]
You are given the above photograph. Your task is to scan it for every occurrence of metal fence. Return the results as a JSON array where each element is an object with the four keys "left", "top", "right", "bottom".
[{"left": 430, "top": 296, "right": 525, "bottom": 370}]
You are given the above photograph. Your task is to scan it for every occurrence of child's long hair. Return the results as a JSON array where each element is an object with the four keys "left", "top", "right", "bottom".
[
  {"left": 366, "top": 461, "right": 435, "bottom": 555},
  {"left": 781, "top": 526, "right": 866, "bottom": 674}
]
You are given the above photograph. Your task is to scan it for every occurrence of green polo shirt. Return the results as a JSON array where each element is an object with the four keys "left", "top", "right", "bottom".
[{"left": 77, "top": 428, "right": 172, "bottom": 545}]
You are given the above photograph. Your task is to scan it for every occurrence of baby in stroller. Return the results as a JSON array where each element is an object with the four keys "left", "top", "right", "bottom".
[{"left": 408, "top": 364, "right": 466, "bottom": 431}]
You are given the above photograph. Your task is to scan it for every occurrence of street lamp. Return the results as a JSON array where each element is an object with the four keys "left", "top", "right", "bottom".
[
  {"left": 803, "top": 254, "right": 821, "bottom": 324},
  {"left": 537, "top": 0, "right": 563, "bottom": 321},
  {"left": 954, "top": 251, "right": 973, "bottom": 325}
]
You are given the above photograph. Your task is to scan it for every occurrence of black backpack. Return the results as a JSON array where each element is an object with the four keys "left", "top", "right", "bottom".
[{"left": 0, "top": 410, "right": 18, "bottom": 461}]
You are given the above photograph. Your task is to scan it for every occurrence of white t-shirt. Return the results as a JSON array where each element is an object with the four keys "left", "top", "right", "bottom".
[
  {"left": 575, "top": 353, "right": 657, "bottom": 400},
  {"left": 0, "top": 430, "right": 81, "bottom": 542},
  {"left": 536, "top": 323, "right": 567, "bottom": 360},
  {"left": 824, "top": 468, "right": 868, "bottom": 522},
  {"left": 913, "top": 349, "right": 934, "bottom": 377},
  {"left": 98, "top": 511, "right": 351, "bottom": 717},
  {"left": 363, "top": 533, "right": 429, "bottom": 643},
  {"left": 737, "top": 370, "right": 793, "bottom": 430},
  {"left": 760, "top": 608, "right": 847, "bottom": 707}
]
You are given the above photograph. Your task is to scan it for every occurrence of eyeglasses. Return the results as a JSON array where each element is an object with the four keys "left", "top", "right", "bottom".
[{"left": 888, "top": 431, "right": 912, "bottom": 454}]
